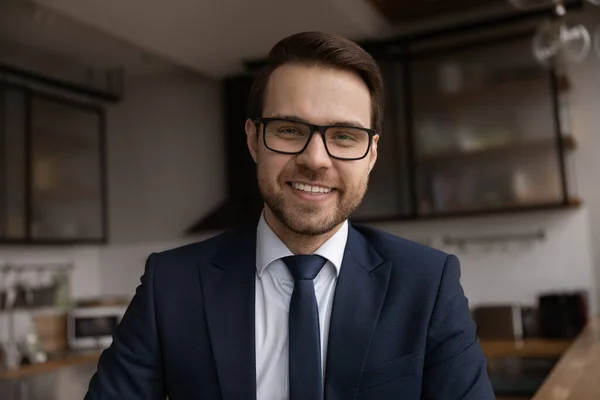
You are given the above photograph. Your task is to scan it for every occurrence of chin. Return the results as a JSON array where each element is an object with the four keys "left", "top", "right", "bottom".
[
  {"left": 271, "top": 207, "right": 346, "bottom": 236},
  {"left": 287, "top": 220, "right": 334, "bottom": 236}
]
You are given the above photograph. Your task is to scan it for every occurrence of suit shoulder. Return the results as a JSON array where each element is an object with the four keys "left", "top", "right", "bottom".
[
  {"left": 351, "top": 224, "right": 450, "bottom": 267},
  {"left": 149, "top": 225, "right": 254, "bottom": 267}
]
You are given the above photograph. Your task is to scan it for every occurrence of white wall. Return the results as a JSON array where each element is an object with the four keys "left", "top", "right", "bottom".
[
  {"left": 107, "top": 69, "right": 225, "bottom": 244},
  {"left": 566, "top": 5, "right": 600, "bottom": 314},
  {"left": 373, "top": 209, "right": 596, "bottom": 313},
  {"left": 97, "top": 67, "right": 226, "bottom": 294}
]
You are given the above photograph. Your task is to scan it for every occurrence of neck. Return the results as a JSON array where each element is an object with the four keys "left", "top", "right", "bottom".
[{"left": 263, "top": 208, "right": 343, "bottom": 255}]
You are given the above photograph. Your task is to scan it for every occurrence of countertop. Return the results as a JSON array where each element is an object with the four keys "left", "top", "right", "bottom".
[
  {"left": 0, "top": 351, "right": 101, "bottom": 380},
  {"left": 532, "top": 316, "right": 600, "bottom": 400}
]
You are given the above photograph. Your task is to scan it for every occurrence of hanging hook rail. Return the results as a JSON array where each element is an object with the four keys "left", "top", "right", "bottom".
[{"left": 442, "top": 229, "right": 546, "bottom": 247}]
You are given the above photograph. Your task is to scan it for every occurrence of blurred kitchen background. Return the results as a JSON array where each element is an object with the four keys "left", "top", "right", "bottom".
[{"left": 1, "top": 0, "right": 600, "bottom": 398}]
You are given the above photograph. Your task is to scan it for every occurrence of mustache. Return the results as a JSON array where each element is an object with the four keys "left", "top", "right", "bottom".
[{"left": 286, "top": 166, "right": 338, "bottom": 186}]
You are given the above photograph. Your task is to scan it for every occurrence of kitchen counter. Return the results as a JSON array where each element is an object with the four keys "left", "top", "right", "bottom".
[
  {"left": 2, "top": 318, "right": 598, "bottom": 397},
  {"left": 480, "top": 338, "right": 573, "bottom": 358},
  {"left": 532, "top": 316, "right": 600, "bottom": 400},
  {"left": 0, "top": 351, "right": 101, "bottom": 380}
]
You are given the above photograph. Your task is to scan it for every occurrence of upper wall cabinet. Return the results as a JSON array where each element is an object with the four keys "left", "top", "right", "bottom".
[
  {"left": 352, "top": 29, "right": 578, "bottom": 223},
  {"left": 407, "top": 34, "right": 574, "bottom": 217},
  {"left": 0, "top": 84, "right": 107, "bottom": 244}
]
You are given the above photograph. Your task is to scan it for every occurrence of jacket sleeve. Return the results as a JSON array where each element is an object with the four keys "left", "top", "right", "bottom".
[
  {"left": 422, "top": 254, "right": 495, "bottom": 399},
  {"left": 84, "top": 253, "right": 166, "bottom": 400}
]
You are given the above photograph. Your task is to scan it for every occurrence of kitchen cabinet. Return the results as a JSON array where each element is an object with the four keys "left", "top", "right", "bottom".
[
  {"left": 0, "top": 84, "right": 107, "bottom": 244},
  {"left": 407, "top": 33, "right": 575, "bottom": 217},
  {"left": 351, "top": 29, "right": 579, "bottom": 223}
]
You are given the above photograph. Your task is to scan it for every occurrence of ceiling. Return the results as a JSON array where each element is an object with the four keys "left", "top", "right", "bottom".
[
  {"left": 2, "top": 0, "right": 531, "bottom": 81},
  {"left": 0, "top": 0, "right": 176, "bottom": 77},
  {"left": 29, "top": 0, "right": 391, "bottom": 79},
  {"left": 367, "top": 0, "right": 505, "bottom": 24}
]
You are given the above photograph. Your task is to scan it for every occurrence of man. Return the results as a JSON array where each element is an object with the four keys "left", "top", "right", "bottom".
[{"left": 85, "top": 31, "right": 494, "bottom": 400}]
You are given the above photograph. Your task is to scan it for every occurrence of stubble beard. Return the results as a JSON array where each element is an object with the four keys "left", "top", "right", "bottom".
[{"left": 257, "top": 164, "right": 369, "bottom": 236}]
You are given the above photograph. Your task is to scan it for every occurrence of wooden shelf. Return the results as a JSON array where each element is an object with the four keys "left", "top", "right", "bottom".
[
  {"left": 418, "top": 136, "right": 576, "bottom": 165},
  {"left": 351, "top": 196, "right": 583, "bottom": 226},
  {"left": 418, "top": 197, "right": 583, "bottom": 218},
  {"left": 0, "top": 351, "right": 101, "bottom": 380},
  {"left": 565, "top": 197, "right": 582, "bottom": 207},
  {"left": 481, "top": 339, "right": 573, "bottom": 358},
  {"left": 416, "top": 76, "right": 570, "bottom": 109}
]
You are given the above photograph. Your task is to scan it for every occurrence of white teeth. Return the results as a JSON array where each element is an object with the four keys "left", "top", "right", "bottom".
[{"left": 291, "top": 182, "right": 332, "bottom": 194}]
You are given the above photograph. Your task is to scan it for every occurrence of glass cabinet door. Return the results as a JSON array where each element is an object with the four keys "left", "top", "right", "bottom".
[
  {"left": 30, "top": 95, "right": 104, "bottom": 241},
  {"left": 0, "top": 86, "right": 27, "bottom": 240},
  {"left": 408, "top": 35, "right": 567, "bottom": 216},
  {"left": 1, "top": 86, "right": 105, "bottom": 243}
]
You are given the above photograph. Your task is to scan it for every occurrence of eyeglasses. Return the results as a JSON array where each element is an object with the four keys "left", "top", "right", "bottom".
[{"left": 254, "top": 117, "right": 377, "bottom": 161}]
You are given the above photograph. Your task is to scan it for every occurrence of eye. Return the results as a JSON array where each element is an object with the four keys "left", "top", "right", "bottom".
[
  {"left": 334, "top": 133, "right": 355, "bottom": 141},
  {"left": 332, "top": 131, "right": 360, "bottom": 142},
  {"left": 278, "top": 127, "right": 303, "bottom": 135}
]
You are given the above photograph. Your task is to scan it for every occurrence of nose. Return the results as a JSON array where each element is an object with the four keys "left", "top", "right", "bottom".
[{"left": 296, "top": 132, "right": 332, "bottom": 170}]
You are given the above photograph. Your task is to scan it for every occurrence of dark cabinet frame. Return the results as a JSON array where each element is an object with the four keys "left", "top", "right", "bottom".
[{"left": 0, "top": 81, "right": 108, "bottom": 244}]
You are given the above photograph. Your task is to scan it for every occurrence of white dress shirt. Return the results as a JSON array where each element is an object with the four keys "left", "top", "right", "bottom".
[{"left": 255, "top": 213, "right": 349, "bottom": 400}]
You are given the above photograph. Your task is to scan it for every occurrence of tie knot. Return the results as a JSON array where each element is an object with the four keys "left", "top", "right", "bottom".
[{"left": 282, "top": 255, "right": 327, "bottom": 281}]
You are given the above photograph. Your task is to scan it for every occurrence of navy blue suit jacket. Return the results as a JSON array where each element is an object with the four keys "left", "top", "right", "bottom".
[{"left": 85, "top": 224, "right": 494, "bottom": 399}]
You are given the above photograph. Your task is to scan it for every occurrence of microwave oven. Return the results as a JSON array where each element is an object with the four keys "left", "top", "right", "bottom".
[{"left": 67, "top": 306, "right": 126, "bottom": 350}]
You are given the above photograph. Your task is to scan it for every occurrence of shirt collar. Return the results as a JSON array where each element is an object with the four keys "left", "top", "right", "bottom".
[{"left": 255, "top": 211, "right": 348, "bottom": 277}]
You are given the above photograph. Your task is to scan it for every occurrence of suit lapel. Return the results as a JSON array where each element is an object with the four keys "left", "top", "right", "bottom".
[
  {"left": 324, "top": 225, "right": 392, "bottom": 400},
  {"left": 199, "top": 227, "right": 257, "bottom": 400}
]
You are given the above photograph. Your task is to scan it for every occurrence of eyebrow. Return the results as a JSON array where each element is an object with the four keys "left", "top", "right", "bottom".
[{"left": 271, "top": 114, "right": 368, "bottom": 129}]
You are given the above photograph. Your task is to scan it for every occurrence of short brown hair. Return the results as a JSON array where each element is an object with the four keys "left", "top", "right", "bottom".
[{"left": 247, "top": 31, "right": 384, "bottom": 133}]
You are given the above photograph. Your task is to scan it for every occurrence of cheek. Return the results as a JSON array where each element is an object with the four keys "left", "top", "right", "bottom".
[
  {"left": 338, "top": 163, "right": 369, "bottom": 191},
  {"left": 257, "top": 150, "right": 292, "bottom": 182}
]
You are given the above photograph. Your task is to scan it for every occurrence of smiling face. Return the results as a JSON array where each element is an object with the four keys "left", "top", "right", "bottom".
[{"left": 246, "top": 63, "right": 378, "bottom": 236}]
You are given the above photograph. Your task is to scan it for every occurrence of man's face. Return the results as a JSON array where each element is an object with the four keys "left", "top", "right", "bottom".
[{"left": 246, "top": 63, "right": 378, "bottom": 236}]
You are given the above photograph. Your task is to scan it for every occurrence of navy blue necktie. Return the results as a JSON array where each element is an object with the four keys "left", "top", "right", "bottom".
[{"left": 282, "top": 255, "right": 327, "bottom": 400}]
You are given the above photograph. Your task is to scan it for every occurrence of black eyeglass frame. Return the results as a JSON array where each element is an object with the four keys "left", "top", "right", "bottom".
[{"left": 254, "top": 117, "right": 378, "bottom": 161}]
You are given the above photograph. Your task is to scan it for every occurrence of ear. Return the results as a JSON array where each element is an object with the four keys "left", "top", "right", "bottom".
[
  {"left": 368, "top": 134, "right": 379, "bottom": 173},
  {"left": 245, "top": 119, "right": 259, "bottom": 164}
]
